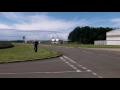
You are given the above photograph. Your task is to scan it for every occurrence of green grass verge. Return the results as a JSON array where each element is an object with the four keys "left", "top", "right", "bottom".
[
  {"left": 0, "top": 43, "right": 62, "bottom": 62},
  {"left": 42, "top": 43, "right": 120, "bottom": 48}
]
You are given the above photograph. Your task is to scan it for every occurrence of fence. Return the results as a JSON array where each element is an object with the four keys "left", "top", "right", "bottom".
[
  {"left": 94, "top": 40, "right": 107, "bottom": 45},
  {"left": 0, "top": 41, "right": 12, "bottom": 48}
]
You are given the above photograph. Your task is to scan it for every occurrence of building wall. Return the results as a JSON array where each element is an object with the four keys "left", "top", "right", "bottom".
[
  {"left": 95, "top": 29, "right": 120, "bottom": 45},
  {"left": 107, "top": 29, "right": 120, "bottom": 35},
  {"left": 106, "top": 29, "right": 120, "bottom": 45},
  {"left": 106, "top": 29, "right": 120, "bottom": 40},
  {"left": 107, "top": 37, "right": 120, "bottom": 40},
  {"left": 94, "top": 40, "right": 120, "bottom": 45},
  {"left": 107, "top": 40, "right": 120, "bottom": 45}
]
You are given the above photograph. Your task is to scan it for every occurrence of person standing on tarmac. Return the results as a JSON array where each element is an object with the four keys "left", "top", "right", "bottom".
[{"left": 33, "top": 39, "right": 39, "bottom": 52}]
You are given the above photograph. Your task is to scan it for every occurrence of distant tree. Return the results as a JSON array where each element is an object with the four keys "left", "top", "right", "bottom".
[{"left": 68, "top": 26, "right": 113, "bottom": 44}]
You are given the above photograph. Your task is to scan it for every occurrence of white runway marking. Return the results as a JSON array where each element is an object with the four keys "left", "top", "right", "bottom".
[
  {"left": 87, "top": 70, "right": 92, "bottom": 72},
  {"left": 92, "top": 73, "right": 97, "bottom": 75},
  {"left": 60, "top": 57, "right": 81, "bottom": 72},
  {"left": 0, "top": 71, "right": 78, "bottom": 75},
  {"left": 0, "top": 70, "right": 95, "bottom": 75},
  {"left": 76, "top": 70, "right": 81, "bottom": 72},
  {"left": 83, "top": 51, "right": 93, "bottom": 54},
  {"left": 98, "top": 76, "right": 103, "bottom": 78},
  {"left": 78, "top": 65, "right": 82, "bottom": 67},
  {"left": 0, "top": 55, "right": 103, "bottom": 77},
  {"left": 61, "top": 56, "right": 103, "bottom": 78},
  {"left": 63, "top": 56, "right": 76, "bottom": 63},
  {"left": 99, "top": 54, "right": 120, "bottom": 59},
  {"left": 82, "top": 67, "right": 87, "bottom": 70},
  {"left": 71, "top": 49, "right": 80, "bottom": 52}
]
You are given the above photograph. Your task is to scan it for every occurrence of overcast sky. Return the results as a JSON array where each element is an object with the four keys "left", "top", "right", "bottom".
[{"left": 0, "top": 12, "right": 120, "bottom": 40}]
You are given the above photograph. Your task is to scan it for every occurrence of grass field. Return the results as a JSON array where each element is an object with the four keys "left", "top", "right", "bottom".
[
  {"left": 42, "top": 43, "right": 120, "bottom": 48},
  {"left": 0, "top": 43, "right": 62, "bottom": 62}
]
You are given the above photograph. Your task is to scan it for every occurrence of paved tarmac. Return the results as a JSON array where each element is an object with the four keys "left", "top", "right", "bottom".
[{"left": 0, "top": 45, "right": 120, "bottom": 78}]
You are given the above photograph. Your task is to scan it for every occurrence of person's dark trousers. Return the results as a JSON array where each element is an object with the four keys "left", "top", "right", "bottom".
[{"left": 34, "top": 45, "right": 38, "bottom": 52}]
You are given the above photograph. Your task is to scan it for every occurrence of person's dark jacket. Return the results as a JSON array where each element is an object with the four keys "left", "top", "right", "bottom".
[{"left": 33, "top": 41, "right": 38, "bottom": 47}]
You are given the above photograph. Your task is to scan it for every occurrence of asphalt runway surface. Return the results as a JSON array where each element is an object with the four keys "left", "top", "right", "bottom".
[{"left": 0, "top": 45, "right": 120, "bottom": 78}]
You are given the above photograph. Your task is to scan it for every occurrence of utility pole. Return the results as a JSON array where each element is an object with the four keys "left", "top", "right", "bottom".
[{"left": 23, "top": 36, "right": 25, "bottom": 43}]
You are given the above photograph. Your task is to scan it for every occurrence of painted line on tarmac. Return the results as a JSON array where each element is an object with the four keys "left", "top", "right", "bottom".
[
  {"left": 60, "top": 57, "right": 81, "bottom": 72},
  {"left": 99, "top": 54, "right": 120, "bottom": 59},
  {"left": 70, "top": 49, "right": 94, "bottom": 54},
  {"left": 63, "top": 56, "right": 77, "bottom": 63},
  {"left": 98, "top": 76, "right": 103, "bottom": 78},
  {"left": 71, "top": 49, "right": 81, "bottom": 52},
  {"left": 62, "top": 55, "right": 103, "bottom": 78},
  {"left": 83, "top": 51, "right": 93, "bottom": 54},
  {"left": 0, "top": 71, "right": 102, "bottom": 75},
  {"left": 63, "top": 55, "right": 90, "bottom": 71},
  {"left": 0, "top": 71, "right": 78, "bottom": 75}
]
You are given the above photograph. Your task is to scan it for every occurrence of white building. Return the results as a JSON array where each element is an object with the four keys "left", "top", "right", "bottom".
[
  {"left": 106, "top": 29, "right": 120, "bottom": 45},
  {"left": 51, "top": 38, "right": 63, "bottom": 44},
  {"left": 52, "top": 38, "right": 55, "bottom": 42},
  {"left": 51, "top": 38, "right": 59, "bottom": 44},
  {"left": 55, "top": 38, "right": 59, "bottom": 44},
  {"left": 94, "top": 29, "right": 120, "bottom": 45}
]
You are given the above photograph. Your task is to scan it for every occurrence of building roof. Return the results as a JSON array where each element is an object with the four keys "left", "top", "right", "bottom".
[
  {"left": 107, "top": 29, "right": 120, "bottom": 35},
  {"left": 107, "top": 29, "right": 120, "bottom": 33}
]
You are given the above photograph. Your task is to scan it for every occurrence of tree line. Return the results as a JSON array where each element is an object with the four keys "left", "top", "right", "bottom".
[{"left": 68, "top": 26, "right": 115, "bottom": 44}]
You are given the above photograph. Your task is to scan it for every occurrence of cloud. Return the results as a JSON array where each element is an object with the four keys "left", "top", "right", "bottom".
[
  {"left": 1, "top": 12, "right": 106, "bottom": 30},
  {"left": 0, "top": 12, "right": 91, "bottom": 31},
  {"left": 0, "top": 29, "right": 61, "bottom": 40},
  {"left": 0, "top": 12, "right": 26, "bottom": 23},
  {"left": 110, "top": 18, "right": 120, "bottom": 27},
  {"left": 0, "top": 12, "right": 108, "bottom": 40},
  {"left": 110, "top": 18, "right": 120, "bottom": 22},
  {"left": 0, "top": 23, "right": 13, "bottom": 29},
  {"left": 12, "top": 15, "right": 89, "bottom": 31}
]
